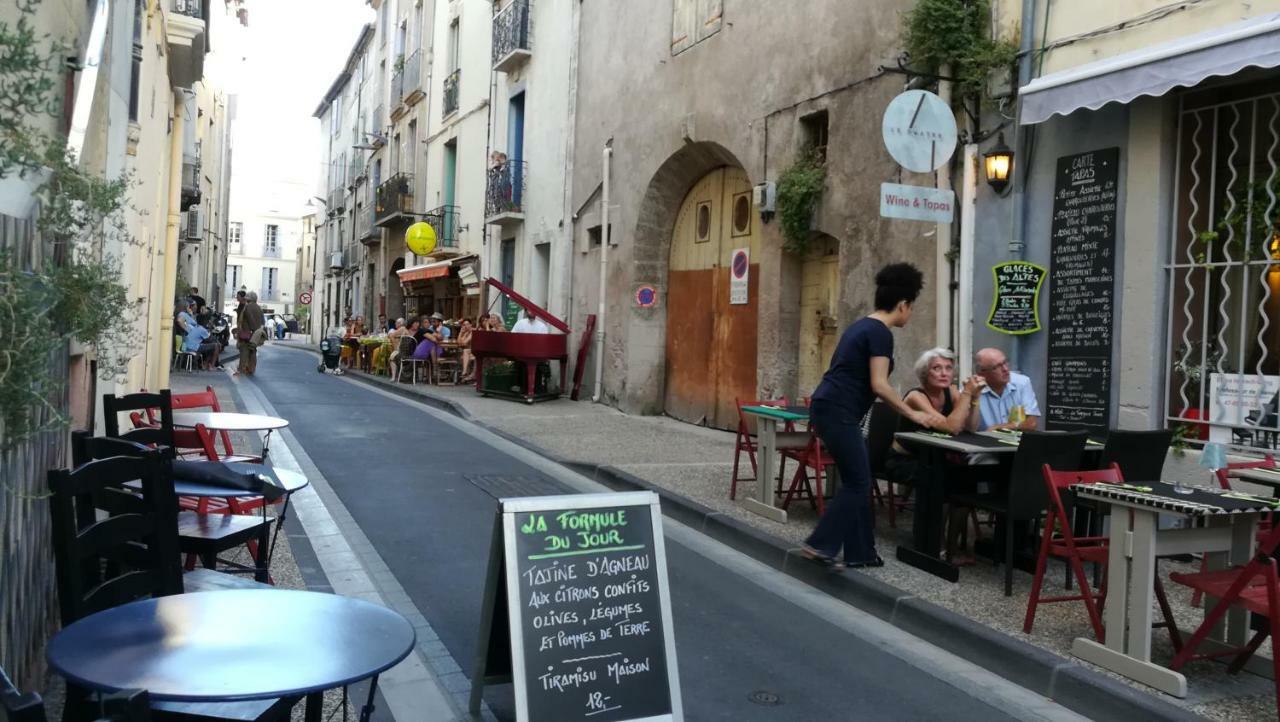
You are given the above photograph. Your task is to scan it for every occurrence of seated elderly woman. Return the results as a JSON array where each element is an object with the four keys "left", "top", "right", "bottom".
[{"left": 884, "top": 347, "right": 985, "bottom": 565}]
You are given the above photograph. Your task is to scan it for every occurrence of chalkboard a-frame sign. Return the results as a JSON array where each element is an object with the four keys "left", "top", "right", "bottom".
[{"left": 469, "top": 491, "right": 683, "bottom": 722}]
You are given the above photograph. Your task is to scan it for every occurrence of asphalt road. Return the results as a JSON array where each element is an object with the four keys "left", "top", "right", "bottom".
[{"left": 249, "top": 347, "right": 1079, "bottom": 721}]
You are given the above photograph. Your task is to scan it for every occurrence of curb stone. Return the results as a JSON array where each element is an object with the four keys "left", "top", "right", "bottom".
[{"left": 285, "top": 347, "right": 1203, "bottom": 722}]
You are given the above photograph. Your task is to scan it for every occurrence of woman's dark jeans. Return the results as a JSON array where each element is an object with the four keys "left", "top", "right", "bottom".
[{"left": 803, "top": 399, "right": 877, "bottom": 563}]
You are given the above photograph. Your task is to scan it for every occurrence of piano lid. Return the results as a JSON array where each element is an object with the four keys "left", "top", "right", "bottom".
[{"left": 485, "top": 277, "right": 571, "bottom": 333}]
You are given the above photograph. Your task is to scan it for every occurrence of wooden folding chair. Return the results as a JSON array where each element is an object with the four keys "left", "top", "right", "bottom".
[
  {"left": 171, "top": 386, "right": 263, "bottom": 464},
  {"left": 729, "top": 397, "right": 789, "bottom": 500},
  {"left": 1169, "top": 522, "right": 1280, "bottom": 719},
  {"left": 780, "top": 423, "right": 834, "bottom": 516},
  {"left": 4, "top": 663, "right": 153, "bottom": 722},
  {"left": 1024, "top": 463, "right": 1181, "bottom": 648},
  {"left": 1190, "top": 454, "right": 1277, "bottom": 607}
]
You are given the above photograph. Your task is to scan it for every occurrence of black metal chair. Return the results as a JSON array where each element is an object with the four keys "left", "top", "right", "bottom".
[
  {"left": 950, "top": 430, "right": 1088, "bottom": 596},
  {"left": 865, "top": 402, "right": 907, "bottom": 526},
  {"left": 1100, "top": 428, "right": 1173, "bottom": 483},
  {"left": 49, "top": 448, "right": 292, "bottom": 722},
  {"left": 3, "top": 664, "right": 151, "bottom": 722},
  {"left": 102, "top": 391, "right": 176, "bottom": 450}
]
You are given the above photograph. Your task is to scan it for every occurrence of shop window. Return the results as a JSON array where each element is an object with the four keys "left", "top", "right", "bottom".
[{"left": 801, "top": 109, "right": 829, "bottom": 163}]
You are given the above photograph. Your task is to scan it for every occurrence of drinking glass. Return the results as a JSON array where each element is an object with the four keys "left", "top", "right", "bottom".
[{"left": 1185, "top": 442, "right": 1228, "bottom": 496}]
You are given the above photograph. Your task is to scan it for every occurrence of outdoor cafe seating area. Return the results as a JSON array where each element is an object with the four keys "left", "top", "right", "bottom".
[
  {"left": 731, "top": 398, "right": 1280, "bottom": 715},
  {"left": 2, "top": 388, "right": 413, "bottom": 722}
]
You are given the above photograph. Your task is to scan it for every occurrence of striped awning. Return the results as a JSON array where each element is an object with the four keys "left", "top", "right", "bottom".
[{"left": 396, "top": 260, "right": 451, "bottom": 283}]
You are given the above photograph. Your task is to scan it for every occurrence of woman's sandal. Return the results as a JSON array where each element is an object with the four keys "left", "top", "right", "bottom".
[{"left": 799, "top": 544, "right": 838, "bottom": 568}]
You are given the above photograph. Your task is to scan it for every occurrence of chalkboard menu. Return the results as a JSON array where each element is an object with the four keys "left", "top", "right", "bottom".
[
  {"left": 987, "top": 261, "right": 1046, "bottom": 335},
  {"left": 1046, "top": 147, "right": 1119, "bottom": 430},
  {"left": 470, "top": 492, "right": 683, "bottom": 722}
]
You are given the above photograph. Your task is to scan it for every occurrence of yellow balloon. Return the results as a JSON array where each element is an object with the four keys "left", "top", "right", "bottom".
[{"left": 406, "top": 221, "right": 437, "bottom": 256}]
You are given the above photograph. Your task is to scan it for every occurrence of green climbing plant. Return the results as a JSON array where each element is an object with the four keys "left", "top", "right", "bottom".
[
  {"left": 1191, "top": 170, "right": 1280, "bottom": 265},
  {"left": 902, "top": 0, "right": 1018, "bottom": 101},
  {"left": 0, "top": 0, "right": 143, "bottom": 455},
  {"left": 776, "top": 150, "right": 825, "bottom": 255}
]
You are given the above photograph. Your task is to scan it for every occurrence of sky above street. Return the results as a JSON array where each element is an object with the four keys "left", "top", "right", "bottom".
[{"left": 226, "top": 0, "right": 373, "bottom": 216}]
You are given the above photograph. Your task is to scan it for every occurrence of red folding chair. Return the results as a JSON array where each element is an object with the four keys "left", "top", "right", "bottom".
[
  {"left": 1169, "top": 522, "right": 1280, "bottom": 719},
  {"left": 730, "top": 397, "right": 789, "bottom": 500},
  {"left": 780, "top": 423, "right": 834, "bottom": 516},
  {"left": 1190, "top": 454, "right": 1277, "bottom": 606},
  {"left": 1024, "top": 463, "right": 1181, "bottom": 649},
  {"left": 171, "top": 386, "right": 263, "bottom": 464}
]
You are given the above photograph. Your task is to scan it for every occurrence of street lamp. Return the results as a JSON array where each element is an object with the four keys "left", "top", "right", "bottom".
[{"left": 983, "top": 133, "right": 1014, "bottom": 195}]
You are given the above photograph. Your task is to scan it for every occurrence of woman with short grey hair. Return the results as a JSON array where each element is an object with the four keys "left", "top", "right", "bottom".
[{"left": 885, "top": 346, "right": 985, "bottom": 564}]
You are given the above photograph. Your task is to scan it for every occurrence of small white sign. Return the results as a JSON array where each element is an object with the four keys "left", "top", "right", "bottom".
[
  {"left": 730, "top": 247, "right": 749, "bottom": 305},
  {"left": 880, "top": 183, "right": 955, "bottom": 223},
  {"left": 1208, "top": 372, "right": 1280, "bottom": 446}
]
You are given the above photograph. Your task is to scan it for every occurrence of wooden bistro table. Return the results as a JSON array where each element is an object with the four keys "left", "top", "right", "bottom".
[
  {"left": 1069, "top": 481, "right": 1271, "bottom": 697},
  {"left": 738, "top": 405, "right": 813, "bottom": 523},
  {"left": 46, "top": 589, "right": 415, "bottom": 722},
  {"left": 892, "top": 431, "right": 1020, "bottom": 582},
  {"left": 172, "top": 411, "right": 289, "bottom": 459}
]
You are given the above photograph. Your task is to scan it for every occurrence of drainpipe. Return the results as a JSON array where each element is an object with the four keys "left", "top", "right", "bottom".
[
  {"left": 157, "top": 90, "right": 186, "bottom": 390},
  {"left": 1008, "top": 0, "right": 1038, "bottom": 373},
  {"left": 936, "top": 64, "right": 954, "bottom": 350},
  {"left": 592, "top": 141, "right": 612, "bottom": 403}
]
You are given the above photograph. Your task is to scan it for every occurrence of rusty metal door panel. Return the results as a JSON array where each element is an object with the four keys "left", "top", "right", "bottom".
[
  {"left": 711, "top": 264, "right": 759, "bottom": 429},
  {"left": 665, "top": 268, "right": 716, "bottom": 424}
]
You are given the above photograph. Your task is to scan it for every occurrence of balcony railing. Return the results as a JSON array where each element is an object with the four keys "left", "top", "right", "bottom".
[
  {"left": 328, "top": 251, "right": 343, "bottom": 272},
  {"left": 371, "top": 104, "right": 386, "bottom": 146},
  {"left": 328, "top": 187, "right": 345, "bottom": 213},
  {"left": 485, "top": 160, "right": 526, "bottom": 226},
  {"left": 348, "top": 159, "right": 365, "bottom": 188},
  {"left": 492, "top": 0, "right": 532, "bottom": 72},
  {"left": 401, "top": 50, "right": 423, "bottom": 104},
  {"left": 442, "top": 69, "right": 460, "bottom": 118},
  {"left": 422, "top": 205, "right": 461, "bottom": 251},
  {"left": 358, "top": 203, "right": 379, "bottom": 243},
  {"left": 374, "top": 173, "right": 414, "bottom": 226},
  {"left": 181, "top": 154, "right": 200, "bottom": 203},
  {"left": 172, "top": 0, "right": 201, "bottom": 19},
  {"left": 390, "top": 62, "right": 404, "bottom": 116}
]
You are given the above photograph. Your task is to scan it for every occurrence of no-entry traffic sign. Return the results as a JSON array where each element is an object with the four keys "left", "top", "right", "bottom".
[{"left": 730, "top": 248, "right": 749, "bottom": 305}]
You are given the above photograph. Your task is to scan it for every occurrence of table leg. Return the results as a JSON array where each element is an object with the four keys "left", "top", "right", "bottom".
[
  {"left": 896, "top": 447, "right": 958, "bottom": 582},
  {"left": 741, "top": 418, "right": 787, "bottom": 522},
  {"left": 1126, "top": 509, "right": 1157, "bottom": 662},
  {"left": 304, "top": 691, "right": 323, "bottom": 722},
  {"left": 359, "top": 675, "right": 381, "bottom": 722},
  {"left": 255, "top": 503, "right": 271, "bottom": 583},
  {"left": 261, "top": 430, "right": 274, "bottom": 460},
  {"left": 1072, "top": 505, "right": 1189, "bottom": 697},
  {"left": 268, "top": 494, "right": 293, "bottom": 563}
]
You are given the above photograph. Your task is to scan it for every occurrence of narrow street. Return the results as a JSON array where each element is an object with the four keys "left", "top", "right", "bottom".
[{"left": 242, "top": 346, "right": 1085, "bottom": 721}]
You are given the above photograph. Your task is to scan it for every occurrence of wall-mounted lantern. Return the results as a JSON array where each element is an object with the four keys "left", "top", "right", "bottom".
[{"left": 983, "top": 133, "right": 1014, "bottom": 195}]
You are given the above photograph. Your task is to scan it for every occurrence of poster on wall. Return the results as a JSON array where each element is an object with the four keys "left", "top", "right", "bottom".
[
  {"left": 1208, "top": 373, "right": 1280, "bottom": 447},
  {"left": 729, "top": 248, "right": 749, "bottom": 305},
  {"left": 1045, "top": 147, "right": 1120, "bottom": 431},
  {"left": 986, "top": 261, "right": 1046, "bottom": 335}
]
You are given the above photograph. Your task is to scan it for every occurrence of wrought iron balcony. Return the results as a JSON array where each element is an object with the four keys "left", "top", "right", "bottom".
[
  {"left": 423, "top": 205, "right": 461, "bottom": 252},
  {"left": 165, "top": 0, "right": 206, "bottom": 88},
  {"left": 358, "top": 203, "right": 379, "bottom": 244},
  {"left": 401, "top": 50, "right": 423, "bottom": 105},
  {"left": 328, "top": 250, "right": 343, "bottom": 272},
  {"left": 492, "top": 0, "right": 532, "bottom": 72},
  {"left": 371, "top": 104, "right": 386, "bottom": 146},
  {"left": 485, "top": 160, "right": 526, "bottom": 227},
  {"left": 181, "top": 154, "right": 201, "bottom": 207},
  {"left": 374, "top": 173, "right": 414, "bottom": 226},
  {"left": 328, "top": 187, "right": 345, "bottom": 214},
  {"left": 442, "top": 69, "right": 460, "bottom": 118},
  {"left": 348, "top": 158, "right": 365, "bottom": 189}
]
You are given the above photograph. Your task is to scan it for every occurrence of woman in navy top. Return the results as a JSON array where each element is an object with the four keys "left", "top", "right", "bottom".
[{"left": 803, "top": 263, "right": 944, "bottom": 568}]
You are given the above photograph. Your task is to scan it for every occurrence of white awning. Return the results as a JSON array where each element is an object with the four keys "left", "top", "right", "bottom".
[{"left": 1020, "top": 13, "right": 1280, "bottom": 125}]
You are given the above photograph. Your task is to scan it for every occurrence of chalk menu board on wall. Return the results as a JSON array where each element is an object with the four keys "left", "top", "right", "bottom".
[
  {"left": 469, "top": 492, "right": 683, "bottom": 722},
  {"left": 1046, "top": 147, "right": 1119, "bottom": 430}
]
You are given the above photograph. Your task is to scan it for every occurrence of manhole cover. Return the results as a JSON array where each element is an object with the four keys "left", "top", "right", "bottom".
[
  {"left": 748, "top": 690, "right": 781, "bottom": 706},
  {"left": 465, "top": 474, "right": 567, "bottom": 499}
]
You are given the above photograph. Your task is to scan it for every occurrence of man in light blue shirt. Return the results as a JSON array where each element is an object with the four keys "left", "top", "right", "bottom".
[{"left": 966, "top": 347, "right": 1041, "bottom": 432}]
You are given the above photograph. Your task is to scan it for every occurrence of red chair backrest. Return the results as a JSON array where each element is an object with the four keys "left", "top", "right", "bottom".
[
  {"left": 170, "top": 386, "right": 237, "bottom": 458},
  {"left": 1042, "top": 463, "right": 1124, "bottom": 525},
  {"left": 736, "top": 397, "right": 789, "bottom": 437},
  {"left": 1215, "top": 454, "right": 1276, "bottom": 490}
]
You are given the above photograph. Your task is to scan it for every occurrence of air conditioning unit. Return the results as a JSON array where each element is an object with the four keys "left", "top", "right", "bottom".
[
  {"left": 329, "top": 251, "right": 343, "bottom": 270},
  {"left": 183, "top": 207, "right": 203, "bottom": 240}
]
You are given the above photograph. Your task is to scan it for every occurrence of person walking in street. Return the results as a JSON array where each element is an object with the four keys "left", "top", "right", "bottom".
[
  {"left": 802, "top": 263, "right": 945, "bottom": 569},
  {"left": 237, "top": 291, "right": 266, "bottom": 376}
]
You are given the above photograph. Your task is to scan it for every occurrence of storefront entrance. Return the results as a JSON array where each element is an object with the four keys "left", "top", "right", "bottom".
[{"left": 664, "top": 166, "right": 759, "bottom": 429}]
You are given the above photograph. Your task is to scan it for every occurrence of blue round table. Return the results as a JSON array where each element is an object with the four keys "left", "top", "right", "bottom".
[{"left": 47, "top": 590, "right": 415, "bottom": 722}]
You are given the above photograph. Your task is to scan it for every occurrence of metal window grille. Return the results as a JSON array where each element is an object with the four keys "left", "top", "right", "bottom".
[{"left": 1165, "top": 90, "right": 1280, "bottom": 451}]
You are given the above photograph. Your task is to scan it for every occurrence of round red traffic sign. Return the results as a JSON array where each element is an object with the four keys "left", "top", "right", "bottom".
[
  {"left": 635, "top": 284, "right": 658, "bottom": 308},
  {"left": 731, "top": 250, "right": 748, "bottom": 279},
  {"left": 299, "top": 291, "right": 312, "bottom": 305}
]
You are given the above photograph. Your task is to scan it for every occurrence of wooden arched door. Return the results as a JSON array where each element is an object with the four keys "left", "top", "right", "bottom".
[{"left": 665, "top": 167, "right": 759, "bottom": 429}]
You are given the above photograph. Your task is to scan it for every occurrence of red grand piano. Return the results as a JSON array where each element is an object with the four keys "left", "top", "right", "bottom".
[{"left": 472, "top": 277, "right": 572, "bottom": 404}]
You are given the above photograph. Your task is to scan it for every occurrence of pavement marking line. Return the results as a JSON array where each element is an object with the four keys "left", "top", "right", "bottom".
[
  {"left": 226, "top": 370, "right": 474, "bottom": 722},
  {"left": 299, "top": 354, "right": 1090, "bottom": 722}
]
